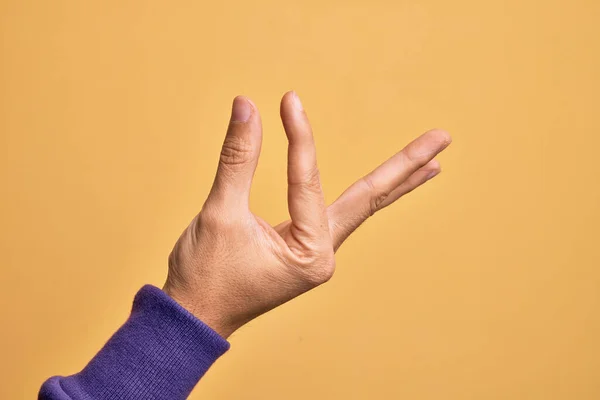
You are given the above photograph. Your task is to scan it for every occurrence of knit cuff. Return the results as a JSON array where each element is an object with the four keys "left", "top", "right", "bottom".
[{"left": 40, "top": 285, "right": 229, "bottom": 400}]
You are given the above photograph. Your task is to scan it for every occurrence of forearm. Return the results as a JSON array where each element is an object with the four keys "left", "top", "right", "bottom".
[{"left": 39, "top": 285, "right": 229, "bottom": 400}]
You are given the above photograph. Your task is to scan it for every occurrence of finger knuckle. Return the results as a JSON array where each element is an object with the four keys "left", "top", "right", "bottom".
[
  {"left": 402, "top": 144, "right": 440, "bottom": 170},
  {"left": 402, "top": 148, "right": 427, "bottom": 168},
  {"left": 220, "top": 135, "right": 254, "bottom": 167},
  {"left": 362, "top": 176, "right": 388, "bottom": 216},
  {"left": 289, "top": 167, "right": 322, "bottom": 192}
]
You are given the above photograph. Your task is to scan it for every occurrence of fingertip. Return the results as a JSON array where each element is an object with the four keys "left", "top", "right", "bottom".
[
  {"left": 425, "top": 169, "right": 441, "bottom": 181},
  {"left": 233, "top": 95, "right": 256, "bottom": 107},
  {"left": 280, "top": 90, "right": 304, "bottom": 115},
  {"left": 422, "top": 159, "right": 441, "bottom": 181},
  {"left": 291, "top": 91, "right": 303, "bottom": 111},
  {"left": 231, "top": 95, "right": 255, "bottom": 123},
  {"left": 244, "top": 96, "right": 257, "bottom": 109},
  {"left": 281, "top": 90, "right": 297, "bottom": 102},
  {"left": 427, "top": 129, "right": 452, "bottom": 147},
  {"left": 428, "top": 159, "right": 441, "bottom": 172}
]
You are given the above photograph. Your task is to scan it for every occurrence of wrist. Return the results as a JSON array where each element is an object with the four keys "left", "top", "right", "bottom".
[{"left": 162, "top": 283, "right": 238, "bottom": 339}]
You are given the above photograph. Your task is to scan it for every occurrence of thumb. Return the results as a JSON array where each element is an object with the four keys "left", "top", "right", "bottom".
[{"left": 207, "top": 96, "right": 262, "bottom": 210}]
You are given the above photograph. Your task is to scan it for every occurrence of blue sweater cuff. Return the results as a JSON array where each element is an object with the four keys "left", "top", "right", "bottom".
[{"left": 40, "top": 285, "right": 230, "bottom": 400}]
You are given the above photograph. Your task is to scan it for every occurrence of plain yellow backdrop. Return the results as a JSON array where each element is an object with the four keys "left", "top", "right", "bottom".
[{"left": 1, "top": 0, "right": 599, "bottom": 399}]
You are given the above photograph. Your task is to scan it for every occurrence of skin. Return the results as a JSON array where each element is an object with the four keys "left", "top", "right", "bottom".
[{"left": 163, "top": 92, "right": 452, "bottom": 338}]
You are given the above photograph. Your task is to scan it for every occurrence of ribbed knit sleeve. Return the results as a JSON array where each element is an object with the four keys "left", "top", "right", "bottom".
[{"left": 39, "top": 285, "right": 230, "bottom": 399}]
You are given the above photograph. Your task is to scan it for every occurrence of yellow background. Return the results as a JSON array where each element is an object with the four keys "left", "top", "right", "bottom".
[{"left": 1, "top": 0, "right": 599, "bottom": 399}]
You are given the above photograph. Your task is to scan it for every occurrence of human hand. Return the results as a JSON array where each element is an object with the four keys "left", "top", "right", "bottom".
[{"left": 163, "top": 92, "right": 451, "bottom": 338}]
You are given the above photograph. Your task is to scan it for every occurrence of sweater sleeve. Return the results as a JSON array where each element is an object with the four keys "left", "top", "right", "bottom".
[{"left": 39, "top": 285, "right": 230, "bottom": 400}]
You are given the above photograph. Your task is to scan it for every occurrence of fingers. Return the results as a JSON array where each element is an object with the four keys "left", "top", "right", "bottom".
[
  {"left": 207, "top": 96, "right": 262, "bottom": 210},
  {"left": 327, "top": 129, "right": 451, "bottom": 250},
  {"left": 377, "top": 159, "right": 440, "bottom": 209},
  {"left": 280, "top": 91, "right": 328, "bottom": 236}
]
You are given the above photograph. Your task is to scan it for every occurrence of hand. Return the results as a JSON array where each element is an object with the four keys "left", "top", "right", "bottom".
[{"left": 163, "top": 92, "right": 451, "bottom": 338}]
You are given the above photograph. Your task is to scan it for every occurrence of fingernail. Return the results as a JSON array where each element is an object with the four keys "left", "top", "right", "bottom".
[
  {"left": 426, "top": 170, "right": 440, "bottom": 180},
  {"left": 292, "top": 91, "right": 303, "bottom": 111},
  {"left": 231, "top": 96, "right": 252, "bottom": 122}
]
